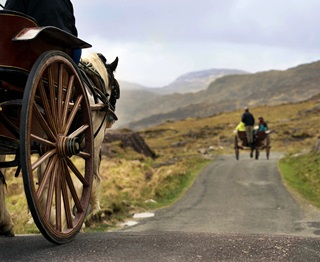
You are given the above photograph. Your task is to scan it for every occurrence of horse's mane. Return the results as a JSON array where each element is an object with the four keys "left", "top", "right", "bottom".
[{"left": 80, "top": 52, "right": 110, "bottom": 94}]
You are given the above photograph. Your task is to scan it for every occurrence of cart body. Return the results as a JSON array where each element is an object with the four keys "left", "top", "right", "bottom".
[
  {"left": 234, "top": 130, "right": 271, "bottom": 160},
  {"left": 0, "top": 10, "right": 97, "bottom": 244}
]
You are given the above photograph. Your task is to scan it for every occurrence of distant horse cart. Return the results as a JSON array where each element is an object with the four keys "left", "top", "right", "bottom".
[
  {"left": 0, "top": 10, "right": 119, "bottom": 244},
  {"left": 234, "top": 130, "right": 271, "bottom": 160}
]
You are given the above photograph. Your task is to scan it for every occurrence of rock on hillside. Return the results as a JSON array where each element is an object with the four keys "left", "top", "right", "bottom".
[{"left": 103, "top": 129, "right": 156, "bottom": 159}]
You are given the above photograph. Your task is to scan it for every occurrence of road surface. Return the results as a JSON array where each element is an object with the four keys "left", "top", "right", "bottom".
[
  {"left": 1, "top": 153, "right": 320, "bottom": 261},
  {"left": 122, "top": 153, "right": 320, "bottom": 236}
]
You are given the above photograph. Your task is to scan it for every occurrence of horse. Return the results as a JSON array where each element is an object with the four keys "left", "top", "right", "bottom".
[
  {"left": 0, "top": 52, "right": 120, "bottom": 237},
  {"left": 78, "top": 52, "right": 120, "bottom": 218}
]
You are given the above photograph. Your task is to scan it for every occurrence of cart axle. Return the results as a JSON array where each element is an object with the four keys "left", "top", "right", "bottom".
[{"left": 57, "top": 135, "right": 80, "bottom": 157}]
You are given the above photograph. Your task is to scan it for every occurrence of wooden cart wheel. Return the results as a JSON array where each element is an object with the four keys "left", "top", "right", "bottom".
[
  {"left": 20, "top": 51, "right": 94, "bottom": 244},
  {"left": 234, "top": 135, "right": 239, "bottom": 160}
]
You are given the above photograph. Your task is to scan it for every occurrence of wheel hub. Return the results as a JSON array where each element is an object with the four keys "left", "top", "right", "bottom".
[{"left": 57, "top": 135, "right": 80, "bottom": 157}]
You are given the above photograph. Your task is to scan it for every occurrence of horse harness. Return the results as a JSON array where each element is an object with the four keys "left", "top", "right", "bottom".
[{"left": 78, "top": 56, "right": 119, "bottom": 138}]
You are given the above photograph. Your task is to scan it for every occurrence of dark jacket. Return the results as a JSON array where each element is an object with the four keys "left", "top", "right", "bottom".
[
  {"left": 4, "top": 0, "right": 77, "bottom": 36},
  {"left": 241, "top": 112, "right": 255, "bottom": 126}
]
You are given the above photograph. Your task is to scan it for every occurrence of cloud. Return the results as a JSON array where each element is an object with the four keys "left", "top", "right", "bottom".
[
  {"left": 74, "top": 0, "right": 320, "bottom": 86},
  {"left": 2, "top": 0, "right": 320, "bottom": 86}
]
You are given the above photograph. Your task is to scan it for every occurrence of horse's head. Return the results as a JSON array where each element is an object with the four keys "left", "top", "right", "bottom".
[
  {"left": 97, "top": 53, "right": 120, "bottom": 112},
  {"left": 80, "top": 52, "right": 119, "bottom": 106},
  {"left": 80, "top": 53, "right": 120, "bottom": 126}
]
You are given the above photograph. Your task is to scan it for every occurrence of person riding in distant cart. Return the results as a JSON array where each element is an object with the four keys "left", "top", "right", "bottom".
[
  {"left": 257, "top": 117, "right": 268, "bottom": 132},
  {"left": 241, "top": 107, "right": 255, "bottom": 147}
]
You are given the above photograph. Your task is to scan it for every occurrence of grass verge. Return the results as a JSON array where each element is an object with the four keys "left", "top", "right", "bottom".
[
  {"left": 84, "top": 156, "right": 211, "bottom": 232},
  {"left": 278, "top": 151, "right": 320, "bottom": 208}
]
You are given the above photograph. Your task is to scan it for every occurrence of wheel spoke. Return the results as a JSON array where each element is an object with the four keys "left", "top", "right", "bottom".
[
  {"left": 31, "top": 149, "right": 57, "bottom": 170},
  {"left": 63, "top": 159, "right": 83, "bottom": 213},
  {"left": 45, "top": 163, "right": 58, "bottom": 222},
  {"left": 31, "top": 134, "right": 55, "bottom": 147},
  {"left": 68, "top": 124, "right": 88, "bottom": 138},
  {"left": 63, "top": 95, "right": 83, "bottom": 136},
  {"left": 62, "top": 75, "right": 74, "bottom": 128},
  {"left": 36, "top": 156, "right": 56, "bottom": 199},
  {"left": 60, "top": 161, "right": 73, "bottom": 228},
  {"left": 38, "top": 80, "right": 58, "bottom": 135},
  {"left": 57, "top": 64, "right": 64, "bottom": 129},
  {"left": 33, "top": 102, "right": 56, "bottom": 141},
  {"left": 65, "top": 157, "right": 89, "bottom": 187},
  {"left": 55, "top": 161, "right": 62, "bottom": 231},
  {"left": 48, "top": 66, "right": 58, "bottom": 128},
  {"left": 78, "top": 151, "right": 91, "bottom": 159}
]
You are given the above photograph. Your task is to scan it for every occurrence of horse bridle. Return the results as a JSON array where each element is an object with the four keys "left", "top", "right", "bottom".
[
  {"left": 84, "top": 54, "right": 119, "bottom": 138},
  {"left": 97, "top": 53, "right": 120, "bottom": 111}
]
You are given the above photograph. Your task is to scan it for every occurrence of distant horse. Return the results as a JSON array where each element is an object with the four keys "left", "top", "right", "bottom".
[{"left": 0, "top": 52, "right": 120, "bottom": 237}]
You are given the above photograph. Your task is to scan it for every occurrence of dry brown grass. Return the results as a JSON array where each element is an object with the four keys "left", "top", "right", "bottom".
[{"left": 4, "top": 97, "right": 320, "bottom": 234}]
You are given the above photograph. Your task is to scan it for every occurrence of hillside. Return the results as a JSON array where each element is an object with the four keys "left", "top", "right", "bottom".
[
  {"left": 6, "top": 95, "right": 320, "bottom": 234},
  {"left": 121, "top": 60, "right": 320, "bottom": 130},
  {"left": 119, "top": 80, "right": 151, "bottom": 91},
  {"left": 115, "top": 68, "right": 246, "bottom": 128},
  {"left": 148, "top": 68, "right": 247, "bottom": 94}
]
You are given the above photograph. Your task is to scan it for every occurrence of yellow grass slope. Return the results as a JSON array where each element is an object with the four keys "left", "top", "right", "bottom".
[{"left": 5, "top": 96, "right": 320, "bottom": 233}]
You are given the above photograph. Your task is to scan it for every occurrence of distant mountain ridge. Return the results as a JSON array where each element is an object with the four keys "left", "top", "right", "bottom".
[
  {"left": 119, "top": 68, "right": 247, "bottom": 94},
  {"left": 119, "top": 81, "right": 150, "bottom": 91},
  {"left": 150, "top": 69, "right": 248, "bottom": 94},
  {"left": 115, "top": 61, "right": 320, "bottom": 130}
]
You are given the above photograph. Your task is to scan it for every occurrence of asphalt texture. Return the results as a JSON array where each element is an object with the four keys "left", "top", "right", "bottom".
[{"left": 1, "top": 152, "right": 320, "bottom": 261}]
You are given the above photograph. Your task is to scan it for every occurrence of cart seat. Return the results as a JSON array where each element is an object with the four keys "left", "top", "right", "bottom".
[
  {"left": 237, "top": 131, "right": 248, "bottom": 147},
  {"left": 237, "top": 131, "right": 246, "bottom": 139},
  {"left": 256, "top": 131, "right": 266, "bottom": 140},
  {"left": 0, "top": 10, "right": 91, "bottom": 87}
]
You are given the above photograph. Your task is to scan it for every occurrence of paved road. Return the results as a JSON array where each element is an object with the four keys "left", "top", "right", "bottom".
[
  {"left": 122, "top": 153, "right": 320, "bottom": 236},
  {"left": 1, "top": 153, "right": 320, "bottom": 261}
]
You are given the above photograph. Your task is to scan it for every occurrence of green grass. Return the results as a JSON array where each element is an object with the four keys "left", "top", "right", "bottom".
[
  {"left": 279, "top": 151, "right": 320, "bottom": 208},
  {"left": 83, "top": 157, "right": 211, "bottom": 233},
  {"left": 152, "top": 158, "right": 210, "bottom": 207}
]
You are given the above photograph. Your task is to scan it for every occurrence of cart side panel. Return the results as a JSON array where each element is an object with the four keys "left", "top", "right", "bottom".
[
  {"left": 237, "top": 131, "right": 248, "bottom": 147},
  {"left": 0, "top": 11, "right": 71, "bottom": 87},
  {"left": 255, "top": 131, "right": 267, "bottom": 147},
  {"left": 0, "top": 11, "right": 37, "bottom": 69}
]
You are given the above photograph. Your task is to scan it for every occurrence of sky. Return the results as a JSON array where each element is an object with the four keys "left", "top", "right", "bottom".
[{"left": 1, "top": 0, "right": 320, "bottom": 87}]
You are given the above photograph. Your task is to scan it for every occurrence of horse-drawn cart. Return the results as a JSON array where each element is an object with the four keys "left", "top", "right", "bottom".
[
  {"left": 0, "top": 10, "right": 117, "bottom": 244},
  {"left": 234, "top": 130, "right": 271, "bottom": 160}
]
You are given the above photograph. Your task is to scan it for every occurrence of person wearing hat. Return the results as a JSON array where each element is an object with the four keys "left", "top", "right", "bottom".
[{"left": 241, "top": 107, "right": 255, "bottom": 146}]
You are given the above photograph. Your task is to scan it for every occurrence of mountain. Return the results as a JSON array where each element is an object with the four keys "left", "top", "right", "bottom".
[
  {"left": 115, "top": 68, "right": 248, "bottom": 128},
  {"left": 115, "top": 60, "right": 320, "bottom": 130},
  {"left": 148, "top": 69, "right": 247, "bottom": 94},
  {"left": 118, "top": 80, "right": 150, "bottom": 91}
]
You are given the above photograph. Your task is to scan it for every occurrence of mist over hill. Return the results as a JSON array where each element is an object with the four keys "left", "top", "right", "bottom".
[
  {"left": 116, "top": 68, "right": 247, "bottom": 128},
  {"left": 148, "top": 69, "right": 247, "bottom": 94},
  {"left": 119, "top": 81, "right": 150, "bottom": 91},
  {"left": 119, "top": 68, "right": 246, "bottom": 94},
  {"left": 115, "top": 61, "right": 320, "bottom": 130}
]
